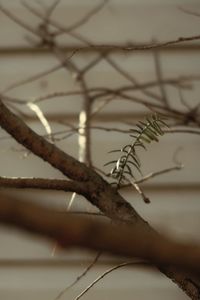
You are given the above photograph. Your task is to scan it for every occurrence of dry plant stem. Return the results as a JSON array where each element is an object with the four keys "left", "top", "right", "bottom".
[
  {"left": 130, "top": 181, "right": 150, "bottom": 204},
  {"left": 51, "top": 47, "right": 93, "bottom": 167},
  {"left": 0, "top": 4, "right": 38, "bottom": 36},
  {"left": 23, "top": 0, "right": 108, "bottom": 37},
  {"left": 79, "top": 54, "right": 104, "bottom": 79},
  {"left": 54, "top": 0, "right": 109, "bottom": 36},
  {"left": 113, "top": 90, "right": 184, "bottom": 117},
  {"left": 9, "top": 1, "right": 200, "bottom": 52},
  {"left": 2, "top": 2, "right": 200, "bottom": 55},
  {"left": 0, "top": 126, "right": 128, "bottom": 144},
  {"left": 74, "top": 261, "right": 148, "bottom": 300},
  {"left": 51, "top": 126, "right": 200, "bottom": 137},
  {"left": 135, "top": 165, "right": 183, "bottom": 184},
  {"left": 43, "top": 85, "right": 182, "bottom": 119},
  {"left": 153, "top": 48, "right": 169, "bottom": 106},
  {"left": 0, "top": 101, "right": 200, "bottom": 299},
  {"left": 22, "top": 1, "right": 95, "bottom": 47},
  {"left": 105, "top": 56, "right": 163, "bottom": 103},
  {"left": 42, "top": 0, "right": 61, "bottom": 23},
  {"left": 65, "top": 34, "right": 200, "bottom": 52},
  {"left": 55, "top": 251, "right": 102, "bottom": 300},
  {"left": 1, "top": 54, "right": 76, "bottom": 94},
  {"left": 2, "top": 194, "right": 200, "bottom": 278},
  {"left": 28, "top": 4, "right": 197, "bottom": 122},
  {"left": 3, "top": 74, "right": 197, "bottom": 104},
  {"left": 179, "top": 7, "right": 200, "bottom": 18}
]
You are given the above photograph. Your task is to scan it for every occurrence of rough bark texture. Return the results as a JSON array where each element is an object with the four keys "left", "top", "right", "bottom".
[{"left": 0, "top": 99, "right": 199, "bottom": 299}]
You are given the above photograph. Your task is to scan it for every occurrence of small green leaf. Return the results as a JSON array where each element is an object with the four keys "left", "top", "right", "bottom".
[
  {"left": 108, "top": 149, "right": 122, "bottom": 154},
  {"left": 104, "top": 160, "right": 117, "bottom": 166},
  {"left": 105, "top": 114, "right": 167, "bottom": 187}
]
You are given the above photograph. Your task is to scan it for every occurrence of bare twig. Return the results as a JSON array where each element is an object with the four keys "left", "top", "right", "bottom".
[
  {"left": 72, "top": 35, "right": 200, "bottom": 52},
  {"left": 22, "top": 1, "right": 94, "bottom": 46},
  {"left": 3, "top": 73, "right": 199, "bottom": 104},
  {"left": 0, "top": 3, "right": 38, "bottom": 36},
  {"left": 3, "top": 1, "right": 200, "bottom": 53},
  {"left": 105, "top": 56, "right": 162, "bottom": 102},
  {"left": 22, "top": 0, "right": 109, "bottom": 38},
  {"left": 55, "top": 251, "right": 102, "bottom": 300},
  {"left": 129, "top": 181, "right": 150, "bottom": 204},
  {"left": 43, "top": 0, "right": 61, "bottom": 22},
  {"left": 118, "top": 165, "right": 183, "bottom": 189},
  {"left": 135, "top": 165, "right": 183, "bottom": 184},
  {"left": 179, "top": 7, "right": 200, "bottom": 18},
  {"left": 74, "top": 261, "right": 149, "bottom": 300},
  {"left": 1, "top": 51, "right": 76, "bottom": 94},
  {"left": 50, "top": 43, "right": 94, "bottom": 166},
  {"left": 153, "top": 46, "right": 169, "bottom": 106}
]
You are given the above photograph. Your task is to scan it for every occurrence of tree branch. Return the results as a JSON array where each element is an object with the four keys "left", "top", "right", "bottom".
[
  {"left": 0, "top": 99, "right": 89, "bottom": 182},
  {"left": 0, "top": 177, "right": 86, "bottom": 194},
  {"left": 0, "top": 97, "right": 200, "bottom": 298},
  {"left": 1, "top": 193, "right": 200, "bottom": 278},
  {"left": 0, "top": 99, "right": 143, "bottom": 224}
]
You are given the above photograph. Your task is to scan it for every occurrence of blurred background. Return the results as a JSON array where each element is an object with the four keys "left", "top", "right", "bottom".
[{"left": 0, "top": 0, "right": 200, "bottom": 299}]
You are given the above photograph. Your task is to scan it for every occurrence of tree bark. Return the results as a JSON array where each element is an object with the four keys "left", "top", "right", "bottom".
[{"left": 0, "top": 99, "right": 199, "bottom": 299}]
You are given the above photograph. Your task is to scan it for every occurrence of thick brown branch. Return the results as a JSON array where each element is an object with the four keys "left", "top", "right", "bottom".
[
  {"left": 0, "top": 99, "right": 199, "bottom": 298},
  {"left": 0, "top": 98, "right": 200, "bottom": 299},
  {"left": 1, "top": 194, "right": 200, "bottom": 278},
  {"left": 0, "top": 99, "right": 143, "bottom": 224}
]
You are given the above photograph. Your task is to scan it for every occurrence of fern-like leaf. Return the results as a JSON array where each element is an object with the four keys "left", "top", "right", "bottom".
[{"left": 105, "top": 114, "right": 168, "bottom": 187}]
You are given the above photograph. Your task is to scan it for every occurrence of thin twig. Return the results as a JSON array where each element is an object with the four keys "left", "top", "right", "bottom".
[
  {"left": 55, "top": 251, "right": 102, "bottom": 300},
  {"left": 72, "top": 34, "right": 200, "bottom": 52},
  {"left": 135, "top": 165, "right": 183, "bottom": 184},
  {"left": 22, "top": 0, "right": 109, "bottom": 39},
  {"left": 3, "top": 73, "right": 198, "bottom": 103},
  {"left": 44, "top": 0, "right": 61, "bottom": 21},
  {"left": 179, "top": 6, "right": 200, "bottom": 18},
  {"left": 53, "top": 0, "right": 109, "bottom": 36},
  {"left": 105, "top": 55, "right": 162, "bottom": 102},
  {"left": 129, "top": 181, "right": 150, "bottom": 204},
  {"left": 153, "top": 46, "right": 169, "bottom": 106},
  {"left": 22, "top": 1, "right": 94, "bottom": 46},
  {"left": 2, "top": 51, "right": 76, "bottom": 94},
  {"left": 119, "top": 165, "right": 183, "bottom": 189},
  {"left": 0, "top": 3, "right": 39, "bottom": 36},
  {"left": 74, "top": 261, "right": 151, "bottom": 300},
  {"left": 51, "top": 44, "right": 94, "bottom": 166}
]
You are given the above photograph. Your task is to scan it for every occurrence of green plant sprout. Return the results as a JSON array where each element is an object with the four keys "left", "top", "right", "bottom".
[{"left": 105, "top": 114, "right": 169, "bottom": 188}]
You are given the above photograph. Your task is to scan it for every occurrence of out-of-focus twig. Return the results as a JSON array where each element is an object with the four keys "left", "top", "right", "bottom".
[
  {"left": 74, "top": 261, "right": 149, "bottom": 300},
  {"left": 55, "top": 251, "right": 102, "bottom": 300}
]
